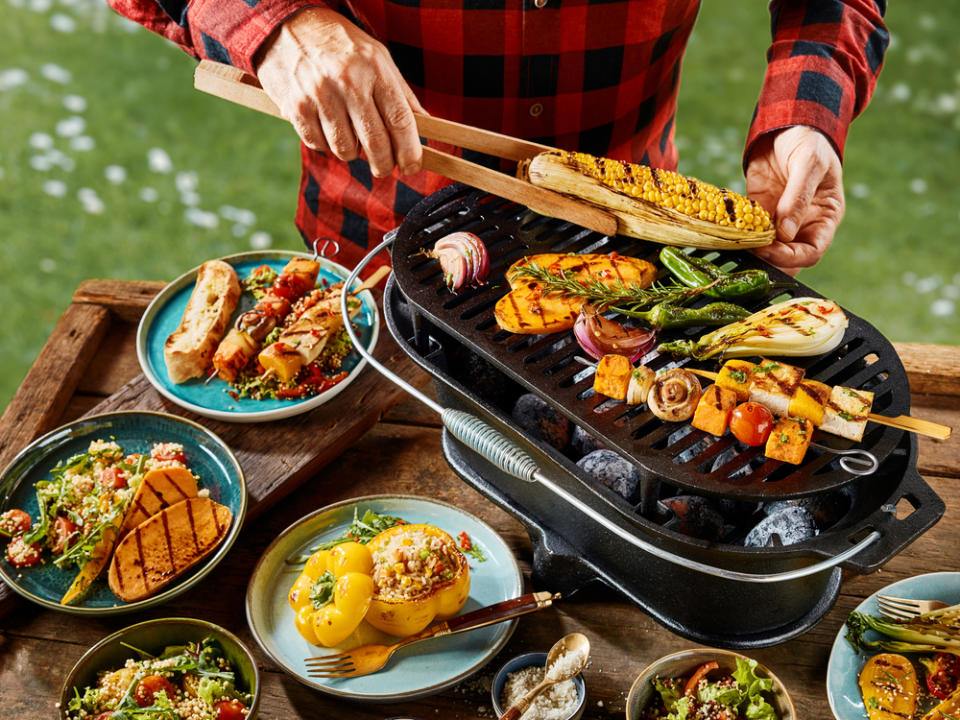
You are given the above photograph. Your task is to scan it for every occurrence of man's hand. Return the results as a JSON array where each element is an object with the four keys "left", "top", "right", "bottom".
[
  {"left": 255, "top": 7, "right": 425, "bottom": 178},
  {"left": 745, "top": 126, "right": 845, "bottom": 274}
]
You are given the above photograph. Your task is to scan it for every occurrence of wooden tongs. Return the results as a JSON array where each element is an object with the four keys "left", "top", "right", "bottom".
[{"left": 193, "top": 60, "right": 618, "bottom": 236}]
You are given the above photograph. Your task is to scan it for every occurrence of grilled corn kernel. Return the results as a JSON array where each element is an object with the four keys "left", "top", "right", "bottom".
[
  {"left": 393, "top": 562, "right": 405, "bottom": 575},
  {"left": 400, "top": 576, "right": 412, "bottom": 587},
  {"left": 554, "top": 151, "right": 772, "bottom": 233}
]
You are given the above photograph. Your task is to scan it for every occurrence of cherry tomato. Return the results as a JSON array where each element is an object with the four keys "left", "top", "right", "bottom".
[
  {"left": 52, "top": 516, "right": 79, "bottom": 554},
  {"left": 0, "top": 509, "right": 32, "bottom": 536},
  {"left": 151, "top": 447, "right": 187, "bottom": 464},
  {"left": 214, "top": 699, "right": 248, "bottom": 720},
  {"left": 5, "top": 536, "right": 42, "bottom": 567},
  {"left": 134, "top": 675, "right": 177, "bottom": 707},
  {"left": 924, "top": 653, "right": 960, "bottom": 699},
  {"left": 729, "top": 402, "right": 775, "bottom": 447},
  {"left": 95, "top": 712, "right": 117, "bottom": 720},
  {"left": 97, "top": 466, "right": 127, "bottom": 489}
]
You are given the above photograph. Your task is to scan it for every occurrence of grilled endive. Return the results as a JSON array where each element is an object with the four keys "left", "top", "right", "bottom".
[
  {"left": 520, "top": 150, "right": 775, "bottom": 249},
  {"left": 657, "top": 297, "right": 848, "bottom": 360}
]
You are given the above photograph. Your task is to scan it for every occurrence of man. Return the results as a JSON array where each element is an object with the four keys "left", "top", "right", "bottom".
[{"left": 109, "top": 0, "right": 888, "bottom": 273}]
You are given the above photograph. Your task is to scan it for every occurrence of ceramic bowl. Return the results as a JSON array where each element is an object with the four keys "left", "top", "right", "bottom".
[
  {"left": 625, "top": 648, "right": 795, "bottom": 720},
  {"left": 491, "top": 652, "right": 587, "bottom": 720},
  {"left": 59, "top": 617, "right": 260, "bottom": 720}
]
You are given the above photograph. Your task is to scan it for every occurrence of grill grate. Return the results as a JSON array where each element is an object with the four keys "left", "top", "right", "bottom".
[{"left": 391, "top": 184, "right": 910, "bottom": 500}]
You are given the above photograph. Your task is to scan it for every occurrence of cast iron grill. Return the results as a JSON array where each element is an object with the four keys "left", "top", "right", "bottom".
[{"left": 391, "top": 184, "right": 908, "bottom": 501}]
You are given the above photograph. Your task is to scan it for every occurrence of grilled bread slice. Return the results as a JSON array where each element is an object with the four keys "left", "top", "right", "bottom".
[
  {"left": 108, "top": 497, "right": 232, "bottom": 602},
  {"left": 117, "top": 467, "right": 199, "bottom": 539},
  {"left": 495, "top": 253, "right": 656, "bottom": 334},
  {"left": 821, "top": 386, "right": 874, "bottom": 442},
  {"left": 164, "top": 260, "right": 241, "bottom": 383},
  {"left": 748, "top": 360, "right": 805, "bottom": 418}
]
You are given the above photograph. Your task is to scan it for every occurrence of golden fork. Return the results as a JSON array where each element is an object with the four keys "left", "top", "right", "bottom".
[
  {"left": 876, "top": 594, "right": 949, "bottom": 620},
  {"left": 305, "top": 591, "right": 560, "bottom": 679}
]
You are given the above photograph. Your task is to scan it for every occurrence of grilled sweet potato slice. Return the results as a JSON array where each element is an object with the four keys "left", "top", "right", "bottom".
[
  {"left": 117, "top": 467, "right": 198, "bottom": 539},
  {"left": 495, "top": 253, "right": 656, "bottom": 334},
  {"left": 107, "top": 497, "right": 232, "bottom": 602}
]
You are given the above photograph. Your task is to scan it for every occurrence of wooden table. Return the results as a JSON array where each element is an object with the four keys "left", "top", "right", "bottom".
[{"left": 1, "top": 280, "right": 957, "bottom": 719}]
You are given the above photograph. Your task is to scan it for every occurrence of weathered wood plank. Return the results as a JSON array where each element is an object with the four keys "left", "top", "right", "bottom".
[
  {"left": 75, "top": 322, "right": 141, "bottom": 397},
  {"left": 0, "top": 303, "right": 110, "bottom": 471},
  {"left": 896, "top": 342, "right": 960, "bottom": 397},
  {"left": 913, "top": 393, "right": 960, "bottom": 478},
  {"left": 72, "top": 279, "right": 166, "bottom": 324}
]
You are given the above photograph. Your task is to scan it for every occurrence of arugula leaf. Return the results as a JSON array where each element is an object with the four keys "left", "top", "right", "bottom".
[{"left": 653, "top": 677, "right": 681, "bottom": 713}]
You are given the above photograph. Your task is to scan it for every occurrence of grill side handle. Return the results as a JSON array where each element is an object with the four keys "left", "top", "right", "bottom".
[{"left": 344, "top": 236, "right": 882, "bottom": 585}]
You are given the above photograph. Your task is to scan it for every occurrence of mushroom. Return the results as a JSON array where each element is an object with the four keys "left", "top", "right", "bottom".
[{"left": 647, "top": 368, "right": 702, "bottom": 422}]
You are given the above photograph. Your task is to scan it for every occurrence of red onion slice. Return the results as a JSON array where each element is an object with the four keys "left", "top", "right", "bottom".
[
  {"left": 432, "top": 232, "right": 490, "bottom": 292},
  {"left": 574, "top": 305, "right": 657, "bottom": 362}
]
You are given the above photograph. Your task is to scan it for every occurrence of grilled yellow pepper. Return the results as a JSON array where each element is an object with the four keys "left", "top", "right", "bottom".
[
  {"left": 365, "top": 524, "right": 470, "bottom": 637},
  {"left": 288, "top": 542, "right": 374, "bottom": 647}
]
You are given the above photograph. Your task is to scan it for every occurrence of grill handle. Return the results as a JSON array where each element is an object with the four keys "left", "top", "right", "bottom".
[{"left": 344, "top": 235, "right": 881, "bottom": 584}]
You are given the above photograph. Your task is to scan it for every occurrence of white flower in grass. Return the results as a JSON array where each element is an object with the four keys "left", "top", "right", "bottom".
[
  {"left": 180, "top": 190, "right": 200, "bottom": 207},
  {"left": 40, "top": 63, "right": 71, "bottom": 84},
  {"left": 40, "top": 258, "right": 57, "bottom": 272},
  {"left": 148, "top": 148, "right": 173, "bottom": 173},
  {"left": 935, "top": 93, "right": 957, "bottom": 114},
  {"left": 104, "top": 165, "right": 127, "bottom": 184},
  {"left": 50, "top": 13, "right": 76, "bottom": 32},
  {"left": 943, "top": 285, "right": 960, "bottom": 300},
  {"left": 0, "top": 68, "right": 29, "bottom": 91},
  {"left": 184, "top": 208, "right": 218, "bottom": 229},
  {"left": 56, "top": 115, "right": 85, "bottom": 137},
  {"left": 888, "top": 83, "right": 910, "bottom": 102},
  {"left": 28, "top": 0, "right": 52, "bottom": 11},
  {"left": 140, "top": 187, "right": 158, "bottom": 203},
  {"left": 909, "top": 178, "right": 927, "bottom": 194},
  {"left": 930, "top": 299, "right": 954, "bottom": 318},
  {"left": 62, "top": 94, "right": 86, "bottom": 112},
  {"left": 70, "top": 135, "right": 95, "bottom": 151},
  {"left": 250, "top": 231, "right": 272, "bottom": 249},
  {"left": 915, "top": 276, "right": 940, "bottom": 294},
  {"left": 850, "top": 183, "right": 869, "bottom": 199},
  {"left": 29, "top": 132, "right": 54, "bottom": 150},
  {"left": 78, "top": 187, "right": 104, "bottom": 214},
  {"left": 30, "top": 155, "right": 53, "bottom": 171},
  {"left": 48, "top": 149, "right": 74, "bottom": 171},
  {"left": 43, "top": 180, "right": 67, "bottom": 197},
  {"left": 174, "top": 171, "right": 197, "bottom": 192}
]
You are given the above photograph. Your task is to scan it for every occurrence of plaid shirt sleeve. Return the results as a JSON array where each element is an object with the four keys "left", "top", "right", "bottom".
[
  {"left": 745, "top": 0, "right": 889, "bottom": 164},
  {"left": 106, "top": 0, "right": 329, "bottom": 75}
]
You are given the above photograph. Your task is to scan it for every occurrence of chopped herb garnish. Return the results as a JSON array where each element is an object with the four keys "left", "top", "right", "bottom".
[
  {"left": 727, "top": 369, "right": 747, "bottom": 384},
  {"left": 779, "top": 433, "right": 790, "bottom": 443},
  {"left": 309, "top": 571, "right": 337, "bottom": 609},
  {"left": 838, "top": 411, "right": 855, "bottom": 421}
]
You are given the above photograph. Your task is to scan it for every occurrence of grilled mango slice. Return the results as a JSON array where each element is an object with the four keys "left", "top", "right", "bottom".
[
  {"left": 494, "top": 253, "right": 656, "bottom": 334},
  {"left": 858, "top": 653, "right": 918, "bottom": 720}
]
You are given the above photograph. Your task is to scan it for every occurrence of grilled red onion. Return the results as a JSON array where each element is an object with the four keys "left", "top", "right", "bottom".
[
  {"left": 432, "top": 232, "right": 490, "bottom": 292},
  {"left": 573, "top": 305, "right": 657, "bottom": 362}
]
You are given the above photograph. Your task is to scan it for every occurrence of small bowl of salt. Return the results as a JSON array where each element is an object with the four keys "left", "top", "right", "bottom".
[{"left": 490, "top": 651, "right": 587, "bottom": 720}]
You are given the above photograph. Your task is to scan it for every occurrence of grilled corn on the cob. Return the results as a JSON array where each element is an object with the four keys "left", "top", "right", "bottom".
[{"left": 521, "top": 150, "right": 775, "bottom": 249}]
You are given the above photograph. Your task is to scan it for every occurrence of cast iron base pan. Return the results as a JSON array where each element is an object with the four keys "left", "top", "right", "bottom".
[{"left": 441, "top": 425, "right": 842, "bottom": 650}]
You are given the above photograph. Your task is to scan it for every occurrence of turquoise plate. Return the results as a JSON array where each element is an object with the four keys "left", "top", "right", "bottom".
[
  {"left": 137, "top": 250, "right": 379, "bottom": 423},
  {"left": 827, "top": 572, "right": 960, "bottom": 719},
  {"left": 0, "top": 411, "right": 247, "bottom": 614},
  {"left": 246, "top": 495, "right": 524, "bottom": 702}
]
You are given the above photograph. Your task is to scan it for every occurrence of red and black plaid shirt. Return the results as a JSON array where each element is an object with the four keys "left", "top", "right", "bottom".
[{"left": 109, "top": 0, "right": 888, "bottom": 271}]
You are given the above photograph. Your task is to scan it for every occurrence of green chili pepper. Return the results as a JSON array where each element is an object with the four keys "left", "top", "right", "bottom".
[
  {"left": 658, "top": 247, "right": 787, "bottom": 301},
  {"left": 615, "top": 301, "right": 750, "bottom": 329}
]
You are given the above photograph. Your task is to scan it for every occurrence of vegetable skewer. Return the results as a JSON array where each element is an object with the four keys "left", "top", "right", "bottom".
[{"left": 688, "top": 364, "right": 951, "bottom": 440}]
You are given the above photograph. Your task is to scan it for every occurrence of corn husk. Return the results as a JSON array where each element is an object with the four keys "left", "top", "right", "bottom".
[{"left": 521, "top": 151, "right": 775, "bottom": 249}]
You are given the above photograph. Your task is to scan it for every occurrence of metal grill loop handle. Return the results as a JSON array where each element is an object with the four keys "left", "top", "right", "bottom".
[{"left": 441, "top": 409, "right": 539, "bottom": 483}]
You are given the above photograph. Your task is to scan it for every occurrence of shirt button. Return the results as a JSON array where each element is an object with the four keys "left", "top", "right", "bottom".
[
  {"left": 534, "top": 0, "right": 547, "bottom": 7},
  {"left": 529, "top": 103, "right": 544, "bottom": 117}
]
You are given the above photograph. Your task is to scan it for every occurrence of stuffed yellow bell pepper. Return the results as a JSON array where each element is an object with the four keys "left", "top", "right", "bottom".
[
  {"left": 365, "top": 524, "right": 470, "bottom": 636},
  {"left": 288, "top": 541, "right": 374, "bottom": 647}
]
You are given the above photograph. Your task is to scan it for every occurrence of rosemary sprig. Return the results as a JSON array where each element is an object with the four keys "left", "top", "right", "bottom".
[{"left": 508, "top": 262, "right": 711, "bottom": 312}]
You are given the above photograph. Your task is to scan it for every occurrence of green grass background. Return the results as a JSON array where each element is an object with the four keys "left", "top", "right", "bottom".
[{"left": 1, "top": 1, "right": 958, "bottom": 412}]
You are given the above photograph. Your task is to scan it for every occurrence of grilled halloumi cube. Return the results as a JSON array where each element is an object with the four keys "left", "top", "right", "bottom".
[
  {"left": 821, "top": 386, "right": 873, "bottom": 442},
  {"left": 788, "top": 379, "right": 832, "bottom": 426},
  {"left": 715, "top": 360, "right": 756, "bottom": 402},
  {"left": 765, "top": 416, "right": 813, "bottom": 465},
  {"left": 748, "top": 360, "right": 805, "bottom": 417}
]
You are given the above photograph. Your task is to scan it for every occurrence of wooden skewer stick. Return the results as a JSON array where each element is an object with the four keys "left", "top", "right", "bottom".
[{"left": 685, "top": 368, "right": 952, "bottom": 440}]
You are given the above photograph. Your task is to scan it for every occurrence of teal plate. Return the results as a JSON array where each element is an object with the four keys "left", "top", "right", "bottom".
[
  {"left": 246, "top": 495, "right": 524, "bottom": 702},
  {"left": 0, "top": 411, "right": 247, "bottom": 614},
  {"left": 827, "top": 572, "right": 960, "bottom": 719},
  {"left": 137, "top": 250, "right": 379, "bottom": 423}
]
